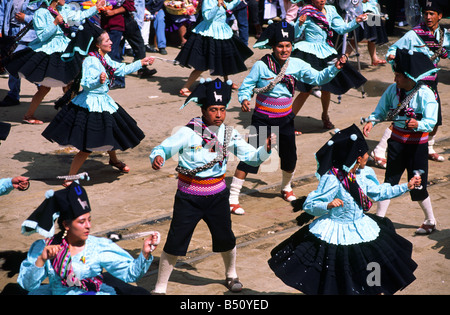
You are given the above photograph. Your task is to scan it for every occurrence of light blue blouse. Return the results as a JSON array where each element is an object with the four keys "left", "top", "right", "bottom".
[
  {"left": 386, "top": 28, "right": 450, "bottom": 65},
  {"left": 294, "top": 5, "right": 359, "bottom": 58},
  {"left": 303, "top": 166, "right": 409, "bottom": 245},
  {"left": 192, "top": 0, "right": 240, "bottom": 39},
  {"left": 362, "top": 0, "right": 380, "bottom": 14},
  {"left": 18, "top": 236, "right": 153, "bottom": 295},
  {"left": 28, "top": 5, "right": 98, "bottom": 54},
  {"left": 71, "top": 55, "right": 142, "bottom": 113},
  {"left": 0, "top": 178, "right": 13, "bottom": 196},
  {"left": 238, "top": 57, "right": 340, "bottom": 103},
  {"left": 367, "top": 83, "right": 438, "bottom": 133},
  {"left": 150, "top": 123, "right": 271, "bottom": 178}
]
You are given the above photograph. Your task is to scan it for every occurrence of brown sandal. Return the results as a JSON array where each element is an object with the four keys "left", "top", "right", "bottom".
[
  {"left": 321, "top": 114, "right": 335, "bottom": 129},
  {"left": 415, "top": 223, "right": 436, "bottom": 235},
  {"left": 23, "top": 115, "right": 43, "bottom": 125},
  {"left": 179, "top": 88, "right": 191, "bottom": 97},
  {"left": 225, "top": 277, "right": 243, "bottom": 293},
  {"left": 109, "top": 160, "right": 130, "bottom": 173}
]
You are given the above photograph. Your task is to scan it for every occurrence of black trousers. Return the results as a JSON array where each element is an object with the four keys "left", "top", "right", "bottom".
[
  {"left": 237, "top": 111, "right": 297, "bottom": 174},
  {"left": 123, "top": 14, "right": 146, "bottom": 60},
  {"left": 385, "top": 139, "right": 429, "bottom": 201},
  {"left": 163, "top": 189, "right": 236, "bottom": 256}
]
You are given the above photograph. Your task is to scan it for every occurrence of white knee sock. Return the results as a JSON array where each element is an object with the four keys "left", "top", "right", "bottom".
[
  {"left": 376, "top": 199, "right": 391, "bottom": 217},
  {"left": 229, "top": 176, "right": 244, "bottom": 205},
  {"left": 153, "top": 251, "right": 178, "bottom": 294},
  {"left": 281, "top": 170, "right": 295, "bottom": 192},
  {"left": 428, "top": 135, "right": 437, "bottom": 154},
  {"left": 221, "top": 247, "right": 238, "bottom": 279},
  {"left": 373, "top": 127, "right": 392, "bottom": 158},
  {"left": 418, "top": 196, "right": 436, "bottom": 225}
]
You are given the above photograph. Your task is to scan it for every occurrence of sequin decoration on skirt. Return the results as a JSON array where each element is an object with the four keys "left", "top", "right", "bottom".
[
  {"left": 42, "top": 102, "right": 145, "bottom": 152},
  {"left": 268, "top": 214, "right": 417, "bottom": 295},
  {"left": 175, "top": 32, "right": 253, "bottom": 76},
  {"left": 292, "top": 50, "right": 367, "bottom": 94}
]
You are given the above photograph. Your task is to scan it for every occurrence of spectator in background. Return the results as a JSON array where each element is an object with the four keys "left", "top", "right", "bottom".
[
  {"left": 0, "top": 0, "right": 42, "bottom": 107},
  {"left": 145, "top": 0, "right": 166, "bottom": 54},
  {"left": 122, "top": 0, "right": 158, "bottom": 78},
  {"left": 227, "top": 1, "right": 249, "bottom": 46},
  {"left": 101, "top": 0, "right": 135, "bottom": 89},
  {"left": 247, "top": 0, "right": 262, "bottom": 38}
]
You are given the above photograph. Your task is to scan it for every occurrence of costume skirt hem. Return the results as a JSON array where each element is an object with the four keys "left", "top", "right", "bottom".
[
  {"left": 5, "top": 20, "right": 99, "bottom": 87},
  {"left": 42, "top": 102, "right": 145, "bottom": 152},
  {"left": 6, "top": 48, "right": 83, "bottom": 87},
  {"left": 175, "top": 32, "right": 253, "bottom": 76},
  {"left": 348, "top": 20, "right": 388, "bottom": 45},
  {"left": 292, "top": 50, "right": 367, "bottom": 94},
  {"left": 268, "top": 213, "right": 417, "bottom": 295}
]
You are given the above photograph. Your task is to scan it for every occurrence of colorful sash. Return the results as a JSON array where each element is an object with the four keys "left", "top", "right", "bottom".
[
  {"left": 175, "top": 117, "right": 232, "bottom": 177},
  {"left": 329, "top": 167, "right": 372, "bottom": 212},
  {"left": 260, "top": 54, "right": 296, "bottom": 96},
  {"left": 255, "top": 94, "right": 293, "bottom": 118},
  {"left": 46, "top": 236, "right": 103, "bottom": 292},
  {"left": 185, "top": 117, "right": 224, "bottom": 154},
  {"left": 177, "top": 173, "right": 227, "bottom": 196},
  {"left": 299, "top": 5, "right": 334, "bottom": 47},
  {"left": 391, "top": 125, "right": 429, "bottom": 144},
  {"left": 413, "top": 23, "right": 448, "bottom": 61},
  {"left": 88, "top": 51, "right": 117, "bottom": 87}
]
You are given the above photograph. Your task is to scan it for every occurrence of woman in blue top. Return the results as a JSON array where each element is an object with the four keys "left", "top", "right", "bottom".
[
  {"left": 291, "top": 0, "right": 367, "bottom": 130},
  {"left": 19, "top": 183, "right": 160, "bottom": 295},
  {"left": 42, "top": 27, "right": 154, "bottom": 185},
  {"left": 175, "top": 0, "right": 253, "bottom": 96},
  {"left": 6, "top": 0, "right": 106, "bottom": 124},
  {"left": 346, "top": 0, "right": 389, "bottom": 66},
  {"left": 268, "top": 124, "right": 419, "bottom": 295}
]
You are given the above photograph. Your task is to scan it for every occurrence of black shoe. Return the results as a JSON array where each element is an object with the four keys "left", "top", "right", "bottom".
[
  {"left": 124, "top": 48, "right": 134, "bottom": 57},
  {"left": 145, "top": 45, "right": 158, "bottom": 53},
  {"left": 138, "top": 68, "right": 157, "bottom": 78},
  {"left": 110, "top": 83, "right": 125, "bottom": 90},
  {"left": 159, "top": 48, "right": 167, "bottom": 55},
  {"left": 0, "top": 95, "right": 20, "bottom": 107}
]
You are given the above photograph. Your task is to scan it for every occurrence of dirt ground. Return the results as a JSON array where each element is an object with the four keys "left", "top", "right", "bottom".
[{"left": 0, "top": 22, "right": 449, "bottom": 296}]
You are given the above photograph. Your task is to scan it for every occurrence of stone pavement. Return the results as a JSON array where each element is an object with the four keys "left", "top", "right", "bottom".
[{"left": 0, "top": 22, "right": 449, "bottom": 296}]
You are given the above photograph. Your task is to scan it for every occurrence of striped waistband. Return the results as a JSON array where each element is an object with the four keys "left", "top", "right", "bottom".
[
  {"left": 255, "top": 94, "right": 293, "bottom": 118},
  {"left": 391, "top": 125, "right": 429, "bottom": 144},
  {"left": 177, "top": 173, "right": 226, "bottom": 196}
]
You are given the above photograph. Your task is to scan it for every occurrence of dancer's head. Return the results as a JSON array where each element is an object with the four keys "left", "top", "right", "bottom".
[
  {"left": 254, "top": 19, "right": 295, "bottom": 64},
  {"left": 181, "top": 78, "right": 233, "bottom": 126},
  {"left": 315, "top": 124, "right": 369, "bottom": 177}
]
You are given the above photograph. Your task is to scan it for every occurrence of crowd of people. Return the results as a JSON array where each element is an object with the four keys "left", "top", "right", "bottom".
[{"left": 0, "top": 0, "right": 449, "bottom": 295}]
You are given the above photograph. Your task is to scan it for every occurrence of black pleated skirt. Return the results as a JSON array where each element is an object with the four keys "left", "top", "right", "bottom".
[
  {"left": 175, "top": 32, "right": 253, "bottom": 76},
  {"left": 42, "top": 102, "right": 145, "bottom": 152},
  {"left": 292, "top": 49, "right": 367, "bottom": 94},
  {"left": 268, "top": 214, "right": 417, "bottom": 295},
  {"left": 5, "top": 20, "right": 99, "bottom": 87},
  {"left": 5, "top": 48, "right": 83, "bottom": 87},
  {"left": 348, "top": 20, "right": 389, "bottom": 45}
]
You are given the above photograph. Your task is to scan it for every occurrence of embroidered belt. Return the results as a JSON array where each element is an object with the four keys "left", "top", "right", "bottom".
[
  {"left": 255, "top": 94, "right": 293, "bottom": 118},
  {"left": 177, "top": 173, "right": 226, "bottom": 196},
  {"left": 391, "top": 125, "right": 429, "bottom": 144}
]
